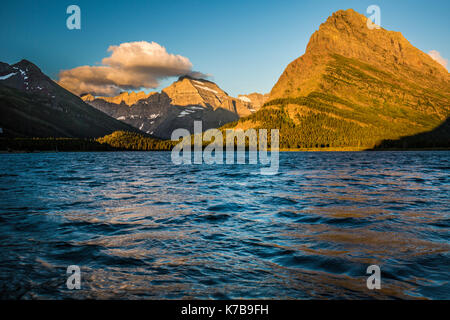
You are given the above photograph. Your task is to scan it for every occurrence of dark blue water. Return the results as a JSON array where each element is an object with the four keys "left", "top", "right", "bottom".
[{"left": 0, "top": 151, "right": 449, "bottom": 299}]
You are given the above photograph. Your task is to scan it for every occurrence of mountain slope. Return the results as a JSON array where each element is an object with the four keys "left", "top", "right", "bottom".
[
  {"left": 0, "top": 60, "right": 141, "bottom": 138},
  {"left": 227, "top": 9, "right": 450, "bottom": 149},
  {"left": 82, "top": 76, "right": 259, "bottom": 139}
]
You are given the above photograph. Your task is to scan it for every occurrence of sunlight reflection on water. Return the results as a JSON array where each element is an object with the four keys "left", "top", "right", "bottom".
[{"left": 0, "top": 151, "right": 449, "bottom": 299}]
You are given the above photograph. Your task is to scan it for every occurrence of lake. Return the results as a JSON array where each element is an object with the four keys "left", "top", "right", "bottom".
[{"left": 0, "top": 151, "right": 448, "bottom": 299}]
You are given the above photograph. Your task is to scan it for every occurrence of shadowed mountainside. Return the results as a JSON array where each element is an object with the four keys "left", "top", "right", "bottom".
[
  {"left": 0, "top": 60, "right": 141, "bottom": 138},
  {"left": 373, "top": 117, "right": 450, "bottom": 149}
]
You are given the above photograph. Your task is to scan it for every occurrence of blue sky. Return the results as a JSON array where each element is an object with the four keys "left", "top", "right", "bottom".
[{"left": 0, "top": 0, "right": 448, "bottom": 96}]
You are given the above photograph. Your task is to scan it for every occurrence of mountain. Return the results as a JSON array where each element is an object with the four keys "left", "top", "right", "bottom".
[
  {"left": 0, "top": 60, "right": 141, "bottom": 138},
  {"left": 82, "top": 76, "right": 260, "bottom": 139},
  {"left": 228, "top": 9, "right": 450, "bottom": 149},
  {"left": 237, "top": 93, "right": 269, "bottom": 113}
]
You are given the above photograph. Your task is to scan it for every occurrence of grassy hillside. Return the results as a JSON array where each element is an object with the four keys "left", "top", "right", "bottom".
[{"left": 227, "top": 54, "right": 449, "bottom": 149}]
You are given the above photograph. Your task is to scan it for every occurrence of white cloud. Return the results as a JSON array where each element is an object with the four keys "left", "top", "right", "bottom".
[
  {"left": 58, "top": 41, "right": 208, "bottom": 96},
  {"left": 428, "top": 50, "right": 448, "bottom": 70}
]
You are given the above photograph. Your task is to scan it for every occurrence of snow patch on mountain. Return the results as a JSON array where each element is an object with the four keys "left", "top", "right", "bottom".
[
  {"left": 194, "top": 84, "right": 218, "bottom": 94},
  {"left": 178, "top": 111, "right": 190, "bottom": 117},
  {"left": 0, "top": 73, "right": 17, "bottom": 80},
  {"left": 238, "top": 96, "right": 252, "bottom": 103}
]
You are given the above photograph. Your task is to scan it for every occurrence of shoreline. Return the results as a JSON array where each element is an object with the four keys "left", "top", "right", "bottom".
[{"left": 1, "top": 147, "right": 449, "bottom": 154}]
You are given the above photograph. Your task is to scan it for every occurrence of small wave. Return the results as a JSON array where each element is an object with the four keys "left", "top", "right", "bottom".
[
  {"left": 195, "top": 213, "right": 231, "bottom": 223},
  {"left": 55, "top": 176, "right": 92, "bottom": 181},
  {"left": 265, "top": 196, "right": 298, "bottom": 206},
  {"left": 207, "top": 203, "right": 243, "bottom": 212},
  {"left": 0, "top": 173, "right": 19, "bottom": 177}
]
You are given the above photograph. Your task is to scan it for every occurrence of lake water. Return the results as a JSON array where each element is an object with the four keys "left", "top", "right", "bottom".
[{"left": 0, "top": 151, "right": 448, "bottom": 299}]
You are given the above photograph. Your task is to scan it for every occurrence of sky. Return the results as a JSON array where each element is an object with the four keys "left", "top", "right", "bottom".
[{"left": 0, "top": 0, "right": 449, "bottom": 96}]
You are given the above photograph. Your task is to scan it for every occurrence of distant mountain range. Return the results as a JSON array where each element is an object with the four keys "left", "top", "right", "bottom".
[
  {"left": 0, "top": 9, "right": 448, "bottom": 149},
  {"left": 0, "top": 60, "right": 140, "bottom": 138},
  {"left": 81, "top": 76, "right": 266, "bottom": 139},
  {"left": 229, "top": 9, "right": 450, "bottom": 148}
]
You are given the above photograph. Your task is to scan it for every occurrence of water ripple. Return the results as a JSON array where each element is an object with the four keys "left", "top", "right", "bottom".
[{"left": 0, "top": 151, "right": 449, "bottom": 299}]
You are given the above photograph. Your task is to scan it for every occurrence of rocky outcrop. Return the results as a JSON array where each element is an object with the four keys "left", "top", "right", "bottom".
[{"left": 82, "top": 91, "right": 156, "bottom": 106}]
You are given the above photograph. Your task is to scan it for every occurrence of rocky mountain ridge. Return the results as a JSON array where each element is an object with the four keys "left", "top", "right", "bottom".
[
  {"left": 82, "top": 76, "right": 266, "bottom": 139},
  {"left": 82, "top": 91, "right": 156, "bottom": 106}
]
